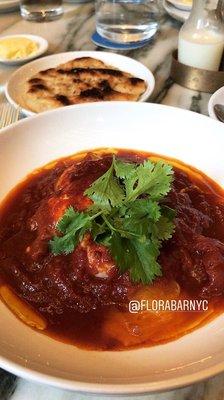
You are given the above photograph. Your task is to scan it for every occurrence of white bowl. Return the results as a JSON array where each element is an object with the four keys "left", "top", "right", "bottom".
[
  {"left": 0, "top": 102, "right": 224, "bottom": 394},
  {"left": 208, "top": 86, "right": 224, "bottom": 121},
  {"left": 0, "top": 34, "right": 48, "bottom": 66},
  {"left": 5, "top": 51, "right": 155, "bottom": 117}
]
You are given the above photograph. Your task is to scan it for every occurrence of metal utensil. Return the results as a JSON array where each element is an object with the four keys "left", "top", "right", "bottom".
[
  {"left": 0, "top": 103, "right": 20, "bottom": 129},
  {"left": 214, "top": 104, "right": 224, "bottom": 122},
  {"left": 217, "top": 0, "right": 224, "bottom": 21}
]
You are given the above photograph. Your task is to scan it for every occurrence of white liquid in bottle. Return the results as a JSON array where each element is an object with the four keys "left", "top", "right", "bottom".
[
  {"left": 178, "top": 0, "right": 224, "bottom": 72},
  {"left": 178, "top": 30, "right": 224, "bottom": 71}
]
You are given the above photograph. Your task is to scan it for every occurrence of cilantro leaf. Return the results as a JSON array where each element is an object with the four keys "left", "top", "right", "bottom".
[
  {"left": 113, "top": 158, "right": 134, "bottom": 180},
  {"left": 123, "top": 199, "right": 161, "bottom": 222},
  {"left": 114, "top": 199, "right": 161, "bottom": 242},
  {"left": 131, "top": 238, "right": 162, "bottom": 283},
  {"left": 84, "top": 159, "right": 124, "bottom": 212},
  {"left": 153, "top": 205, "right": 176, "bottom": 242},
  {"left": 123, "top": 160, "right": 174, "bottom": 202},
  {"left": 50, "top": 208, "right": 91, "bottom": 255},
  {"left": 154, "top": 216, "right": 175, "bottom": 242},
  {"left": 109, "top": 232, "right": 162, "bottom": 284},
  {"left": 56, "top": 206, "right": 78, "bottom": 233},
  {"left": 50, "top": 233, "right": 78, "bottom": 256}
]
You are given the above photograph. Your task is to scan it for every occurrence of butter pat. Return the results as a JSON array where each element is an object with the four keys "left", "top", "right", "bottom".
[{"left": 0, "top": 37, "right": 39, "bottom": 60}]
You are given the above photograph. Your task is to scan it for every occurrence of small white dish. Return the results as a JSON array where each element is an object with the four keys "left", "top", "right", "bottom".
[
  {"left": 208, "top": 86, "right": 224, "bottom": 121},
  {"left": 0, "top": 34, "right": 48, "bottom": 66},
  {"left": 163, "top": 0, "right": 189, "bottom": 22},
  {"left": 0, "top": 103, "right": 224, "bottom": 394},
  {"left": 166, "top": 0, "right": 192, "bottom": 11},
  {"left": 5, "top": 51, "right": 155, "bottom": 116},
  {"left": 0, "top": 0, "right": 19, "bottom": 12}
]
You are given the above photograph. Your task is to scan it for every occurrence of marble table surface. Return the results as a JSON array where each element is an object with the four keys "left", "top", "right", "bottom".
[{"left": 0, "top": 2, "right": 223, "bottom": 400}]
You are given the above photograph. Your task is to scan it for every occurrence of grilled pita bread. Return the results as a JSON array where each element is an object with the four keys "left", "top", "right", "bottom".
[{"left": 25, "top": 57, "right": 147, "bottom": 113}]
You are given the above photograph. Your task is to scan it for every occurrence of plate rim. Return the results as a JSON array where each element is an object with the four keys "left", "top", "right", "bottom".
[
  {"left": 166, "top": 0, "right": 192, "bottom": 11},
  {"left": 163, "top": 0, "right": 189, "bottom": 22}
]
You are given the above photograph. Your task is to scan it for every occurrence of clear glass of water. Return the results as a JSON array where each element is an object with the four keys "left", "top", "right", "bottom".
[
  {"left": 20, "top": 0, "right": 63, "bottom": 21},
  {"left": 95, "top": 0, "right": 160, "bottom": 43}
]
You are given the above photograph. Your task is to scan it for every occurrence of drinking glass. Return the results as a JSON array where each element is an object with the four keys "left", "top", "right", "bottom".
[
  {"left": 20, "top": 0, "right": 63, "bottom": 22},
  {"left": 95, "top": 0, "right": 160, "bottom": 43}
]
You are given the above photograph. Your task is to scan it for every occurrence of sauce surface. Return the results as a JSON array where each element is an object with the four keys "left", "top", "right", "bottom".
[{"left": 1, "top": 149, "right": 224, "bottom": 350}]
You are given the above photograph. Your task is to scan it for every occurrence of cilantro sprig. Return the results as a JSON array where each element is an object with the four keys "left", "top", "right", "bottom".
[{"left": 49, "top": 156, "right": 175, "bottom": 284}]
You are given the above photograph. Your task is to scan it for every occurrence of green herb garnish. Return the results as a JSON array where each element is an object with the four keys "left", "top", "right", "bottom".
[{"left": 49, "top": 156, "right": 175, "bottom": 284}]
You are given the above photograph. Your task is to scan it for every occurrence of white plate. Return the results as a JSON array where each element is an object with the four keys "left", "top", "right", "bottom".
[
  {"left": 163, "top": 0, "right": 189, "bottom": 22},
  {"left": 0, "top": 0, "right": 19, "bottom": 11},
  {"left": 5, "top": 51, "right": 155, "bottom": 116},
  {"left": 164, "top": 0, "right": 217, "bottom": 20},
  {"left": 208, "top": 86, "right": 224, "bottom": 121},
  {"left": 0, "top": 102, "right": 224, "bottom": 394},
  {"left": 166, "top": 0, "right": 192, "bottom": 11},
  {"left": 0, "top": 34, "right": 48, "bottom": 66}
]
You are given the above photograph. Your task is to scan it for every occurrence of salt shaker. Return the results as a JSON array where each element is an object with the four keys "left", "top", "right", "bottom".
[{"left": 178, "top": 0, "right": 224, "bottom": 71}]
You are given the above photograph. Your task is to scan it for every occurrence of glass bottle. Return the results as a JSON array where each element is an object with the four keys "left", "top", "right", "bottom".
[{"left": 178, "top": 0, "right": 224, "bottom": 71}]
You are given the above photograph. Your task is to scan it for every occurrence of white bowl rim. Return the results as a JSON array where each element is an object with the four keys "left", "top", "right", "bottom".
[
  {"left": 1, "top": 351, "right": 224, "bottom": 394},
  {"left": 5, "top": 50, "right": 155, "bottom": 116}
]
